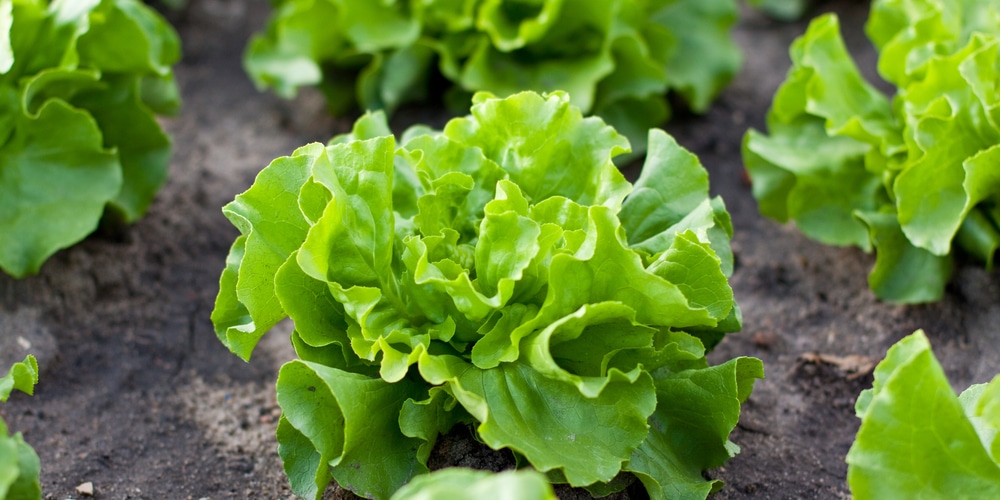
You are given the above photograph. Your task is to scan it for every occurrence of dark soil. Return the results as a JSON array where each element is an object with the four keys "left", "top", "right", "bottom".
[{"left": 2, "top": 1, "right": 998, "bottom": 499}]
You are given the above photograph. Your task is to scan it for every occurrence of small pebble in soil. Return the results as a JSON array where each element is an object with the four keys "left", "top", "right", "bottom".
[{"left": 75, "top": 481, "right": 94, "bottom": 496}]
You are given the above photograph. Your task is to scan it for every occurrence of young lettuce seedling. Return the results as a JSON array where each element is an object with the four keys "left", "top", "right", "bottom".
[{"left": 0, "top": 355, "right": 41, "bottom": 500}]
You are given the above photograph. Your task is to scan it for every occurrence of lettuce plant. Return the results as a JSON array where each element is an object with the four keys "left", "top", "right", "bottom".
[
  {"left": 244, "top": 0, "right": 741, "bottom": 153},
  {"left": 0, "top": 0, "right": 181, "bottom": 277},
  {"left": 743, "top": 0, "right": 1000, "bottom": 303},
  {"left": 1, "top": 355, "right": 41, "bottom": 500},
  {"left": 847, "top": 331, "right": 1000, "bottom": 498},
  {"left": 212, "top": 91, "right": 762, "bottom": 499},
  {"left": 389, "top": 468, "right": 556, "bottom": 500}
]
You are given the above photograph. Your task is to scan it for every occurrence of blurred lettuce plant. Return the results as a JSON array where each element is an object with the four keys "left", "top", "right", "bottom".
[
  {"left": 0, "top": 0, "right": 182, "bottom": 277},
  {"left": 744, "top": 0, "right": 1000, "bottom": 302},
  {"left": 245, "top": 0, "right": 741, "bottom": 154}
]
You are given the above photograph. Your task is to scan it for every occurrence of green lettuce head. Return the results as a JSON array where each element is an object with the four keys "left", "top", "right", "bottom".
[
  {"left": 212, "top": 91, "right": 761, "bottom": 499},
  {"left": 743, "top": 0, "right": 1000, "bottom": 303},
  {"left": 244, "top": 0, "right": 741, "bottom": 154},
  {"left": 0, "top": 0, "right": 181, "bottom": 277}
]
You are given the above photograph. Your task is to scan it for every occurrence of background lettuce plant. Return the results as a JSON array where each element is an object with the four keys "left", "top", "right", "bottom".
[
  {"left": 212, "top": 91, "right": 762, "bottom": 499},
  {"left": 1, "top": 355, "right": 40, "bottom": 500},
  {"left": 743, "top": 0, "right": 1000, "bottom": 303},
  {"left": 244, "top": 0, "right": 741, "bottom": 153},
  {"left": 0, "top": 0, "right": 181, "bottom": 277},
  {"left": 847, "top": 331, "right": 1000, "bottom": 498}
]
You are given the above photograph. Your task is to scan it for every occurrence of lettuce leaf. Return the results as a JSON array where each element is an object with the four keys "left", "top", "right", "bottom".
[
  {"left": 0, "top": 355, "right": 41, "bottom": 500},
  {"left": 0, "top": 0, "right": 181, "bottom": 277},
  {"left": 389, "top": 468, "right": 557, "bottom": 500},
  {"left": 743, "top": 2, "right": 1000, "bottom": 302},
  {"left": 847, "top": 331, "right": 1000, "bottom": 498},
  {"left": 244, "top": 0, "right": 741, "bottom": 154},
  {"left": 212, "top": 91, "right": 761, "bottom": 499}
]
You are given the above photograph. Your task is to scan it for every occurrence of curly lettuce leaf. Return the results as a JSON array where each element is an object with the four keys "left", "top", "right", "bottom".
[
  {"left": 390, "top": 468, "right": 557, "bottom": 500},
  {"left": 0, "top": 0, "right": 181, "bottom": 277},
  {"left": 854, "top": 210, "right": 953, "bottom": 304},
  {"left": 213, "top": 91, "right": 758, "bottom": 499},
  {"left": 419, "top": 353, "right": 656, "bottom": 486},
  {"left": 245, "top": 0, "right": 741, "bottom": 154},
  {"left": 744, "top": 15, "right": 897, "bottom": 250},
  {"left": 893, "top": 35, "right": 1000, "bottom": 256},
  {"left": 743, "top": 5, "right": 1000, "bottom": 302},
  {"left": 276, "top": 360, "right": 428, "bottom": 500},
  {"left": 0, "top": 98, "right": 120, "bottom": 277},
  {"left": 847, "top": 331, "right": 1000, "bottom": 498},
  {"left": 626, "top": 356, "right": 763, "bottom": 500},
  {"left": 0, "top": 355, "right": 37, "bottom": 402},
  {"left": 0, "top": 355, "right": 41, "bottom": 500}
]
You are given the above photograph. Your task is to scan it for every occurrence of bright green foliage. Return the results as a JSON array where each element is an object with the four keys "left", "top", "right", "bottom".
[
  {"left": 847, "top": 331, "right": 1000, "bottom": 498},
  {"left": 0, "top": 0, "right": 181, "bottom": 277},
  {"left": 0, "top": 355, "right": 41, "bottom": 500},
  {"left": 212, "top": 91, "right": 761, "bottom": 499},
  {"left": 743, "top": 1, "right": 1000, "bottom": 303},
  {"left": 389, "top": 468, "right": 557, "bottom": 500},
  {"left": 244, "top": 0, "right": 741, "bottom": 153}
]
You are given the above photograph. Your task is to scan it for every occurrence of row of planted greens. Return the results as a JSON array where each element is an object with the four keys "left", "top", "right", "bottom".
[
  {"left": 3, "top": 0, "right": 999, "bottom": 499},
  {"left": 244, "top": 0, "right": 743, "bottom": 155},
  {"left": 0, "top": 0, "right": 785, "bottom": 279},
  {"left": 218, "top": 0, "right": 1000, "bottom": 496}
]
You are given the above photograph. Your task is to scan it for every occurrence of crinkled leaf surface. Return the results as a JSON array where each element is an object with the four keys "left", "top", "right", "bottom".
[
  {"left": 212, "top": 91, "right": 755, "bottom": 499},
  {"left": 277, "top": 360, "right": 428, "bottom": 500},
  {"left": 244, "top": 0, "right": 741, "bottom": 154},
  {"left": 743, "top": 5, "right": 1000, "bottom": 302},
  {"left": 626, "top": 357, "right": 763, "bottom": 500}
]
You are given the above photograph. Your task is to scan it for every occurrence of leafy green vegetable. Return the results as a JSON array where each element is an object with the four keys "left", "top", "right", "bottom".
[
  {"left": 0, "top": 355, "right": 41, "bottom": 500},
  {"left": 0, "top": 0, "right": 181, "bottom": 278},
  {"left": 847, "top": 331, "right": 1000, "bottom": 498},
  {"left": 244, "top": 0, "right": 741, "bottom": 153},
  {"left": 743, "top": 1, "right": 1000, "bottom": 303},
  {"left": 212, "top": 91, "right": 761, "bottom": 499},
  {"left": 389, "top": 468, "right": 556, "bottom": 500}
]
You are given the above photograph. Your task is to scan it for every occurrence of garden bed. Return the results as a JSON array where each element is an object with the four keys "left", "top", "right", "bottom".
[{"left": 1, "top": 0, "right": 998, "bottom": 498}]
